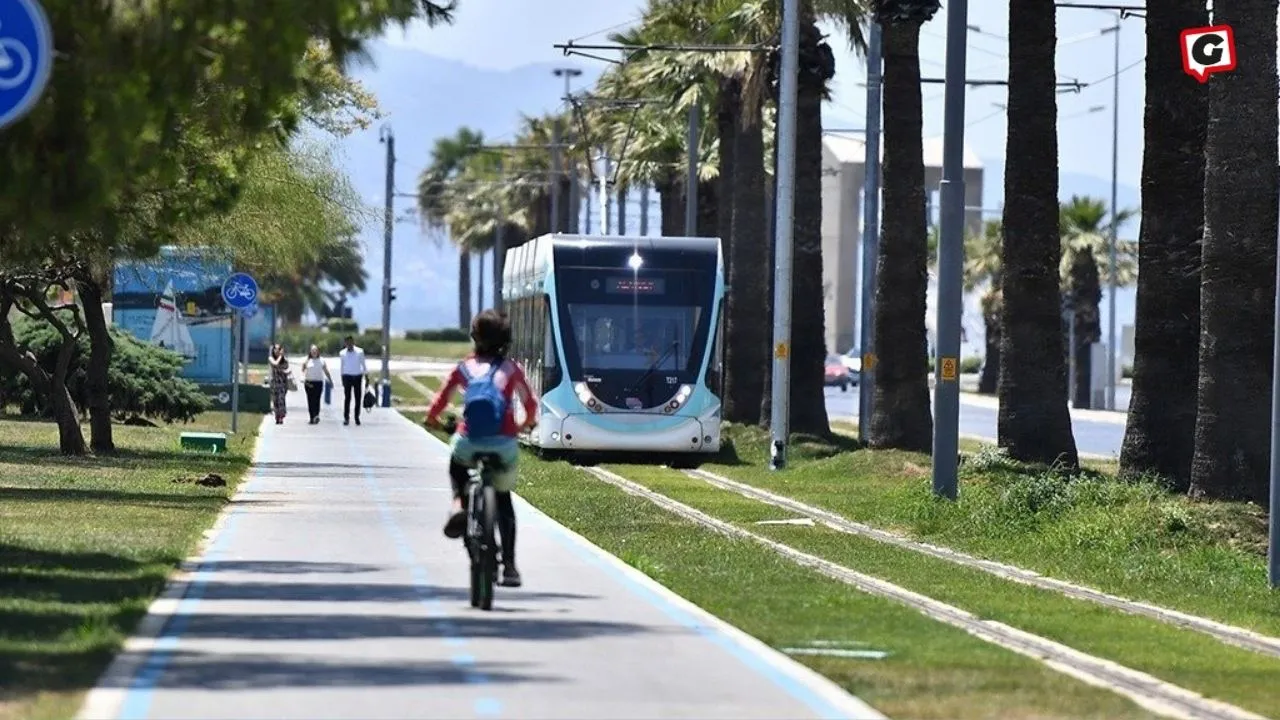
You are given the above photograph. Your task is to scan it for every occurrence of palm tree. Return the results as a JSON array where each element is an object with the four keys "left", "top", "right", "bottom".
[
  {"left": 1189, "top": 0, "right": 1277, "bottom": 504},
  {"left": 962, "top": 220, "right": 1003, "bottom": 395},
  {"left": 1058, "top": 196, "right": 1136, "bottom": 408},
  {"left": 418, "top": 127, "right": 485, "bottom": 329},
  {"left": 865, "top": 1, "right": 939, "bottom": 452},
  {"left": 1119, "top": 0, "right": 1208, "bottom": 491},
  {"left": 998, "top": 0, "right": 1078, "bottom": 468},
  {"left": 264, "top": 237, "right": 368, "bottom": 324}
]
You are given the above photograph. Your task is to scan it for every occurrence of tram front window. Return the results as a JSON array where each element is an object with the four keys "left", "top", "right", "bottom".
[{"left": 556, "top": 267, "right": 713, "bottom": 408}]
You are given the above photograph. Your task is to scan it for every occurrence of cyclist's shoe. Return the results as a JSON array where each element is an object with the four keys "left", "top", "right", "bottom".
[
  {"left": 501, "top": 565, "right": 522, "bottom": 587},
  {"left": 443, "top": 510, "right": 467, "bottom": 539}
]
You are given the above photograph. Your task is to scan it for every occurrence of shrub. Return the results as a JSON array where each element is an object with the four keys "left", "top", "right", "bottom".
[
  {"left": 323, "top": 317, "right": 359, "bottom": 334},
  {"left": 1, "top": 318, "right": 210, "bottom": 423},
  {"left": 404, "top": 327, "right": 470, "bottom": 342},
  {"left": 277, "top": 329, "right": 383, "bottom": 356}
]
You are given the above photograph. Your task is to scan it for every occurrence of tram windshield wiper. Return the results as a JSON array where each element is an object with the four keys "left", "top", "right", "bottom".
[{"left": 627, "top": 340, "right": 679, "bottom": 395}]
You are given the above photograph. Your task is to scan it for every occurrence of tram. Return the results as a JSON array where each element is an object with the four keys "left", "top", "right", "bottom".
[{"left": 502, "top": 233, "right": 725, "bottom": 456}]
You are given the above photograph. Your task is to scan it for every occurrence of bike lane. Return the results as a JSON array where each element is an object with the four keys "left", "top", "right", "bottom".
[{"left": 78, "top": 389, "right": 882, "bottom": 720}]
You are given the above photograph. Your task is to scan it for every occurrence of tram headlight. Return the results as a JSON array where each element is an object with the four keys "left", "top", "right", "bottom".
[
  {"left": 663, "top": 384, "right": 695, "bottom": 414},
  {"left": 574, "top": 382, "right": 603, "bottom": 413}
]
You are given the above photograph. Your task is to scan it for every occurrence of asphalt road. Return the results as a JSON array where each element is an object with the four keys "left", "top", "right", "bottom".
[
  {"left": 78, "top": 390, "right": 881, "bottom": 720},
  {"left": 825, "top": 382, "right": 1130, "bottom": 458}
]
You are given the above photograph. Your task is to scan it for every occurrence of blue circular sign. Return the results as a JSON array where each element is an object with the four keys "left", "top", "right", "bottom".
[
  {"left": 221, "top": 273, "right": 258, "bottom": 310},
  {"left": 0, "top": 0, "right": 53, "bottom": 130}
]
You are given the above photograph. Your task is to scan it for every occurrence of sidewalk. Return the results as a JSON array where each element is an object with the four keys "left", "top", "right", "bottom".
[{"left": 77, "top": 388, "right": 880, "bottom": 720}]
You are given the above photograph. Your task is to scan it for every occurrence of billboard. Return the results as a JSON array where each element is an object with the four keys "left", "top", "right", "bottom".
[
  {"left": 243, "top": 304, "right": 278, "bottom": 364},
  {"left": 112, "top": 247, "right": 235, "bottom": 383}
]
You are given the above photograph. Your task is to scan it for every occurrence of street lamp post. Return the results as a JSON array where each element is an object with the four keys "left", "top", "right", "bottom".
[
  {"left": 377, "top": 124, "right": 395, "bottom": 408},
  {"left": 1105, "top": 16, "right": 1121, "bottom": 411},
  {"left": 554, "top": 67, "right": 583, "bottom": 233}
]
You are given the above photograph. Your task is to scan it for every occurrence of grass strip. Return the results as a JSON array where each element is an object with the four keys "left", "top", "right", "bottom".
[
  {"left": 391, "top": 339, "right": 471, "bottom": 359},
  {"left": 401, "top": 415, "right": 1154, "bottom": 719},
  {"left": 0, "top": 412, "right": 259, "bottom": 720},
  {"left": 700, "top": 425, "right": 1276, "bottom": 637},
  {"left": 604, "top": 463, "right": 1280, "bottom": 717}
]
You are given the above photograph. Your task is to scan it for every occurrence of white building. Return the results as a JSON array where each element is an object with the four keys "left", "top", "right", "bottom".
[{"left": 820, "top": 134, "right": 987, "bottom": 356}]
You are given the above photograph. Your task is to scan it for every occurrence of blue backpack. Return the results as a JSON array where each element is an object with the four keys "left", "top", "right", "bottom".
[{"left": 461, "top": 360, "right": 508, "bottom": 439}]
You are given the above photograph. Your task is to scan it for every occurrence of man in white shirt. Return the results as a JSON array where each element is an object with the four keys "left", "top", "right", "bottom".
[{"left": 338, "top": 335, "right": 368, "bottom": 426}]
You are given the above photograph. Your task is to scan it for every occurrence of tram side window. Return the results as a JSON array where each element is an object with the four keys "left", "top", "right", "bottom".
[{"left": 541, "top": 294, "right": 561, "bottom": 391}]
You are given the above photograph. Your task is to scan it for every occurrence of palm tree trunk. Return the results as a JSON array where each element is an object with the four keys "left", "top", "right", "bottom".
[
  {"left": 1068, "top": 254, "right": 1101, "bottom": 408},
  {"left": 457, "top": 248, "right": 472, "bottom": 328},
  {"left": 657, "top": 172, "right": 684, "bottom": 236},
  {"left": 998, "top": 0, "right": 1078, "bottom": 467},
  {"left": 696, "top": 180, "right": 718, "bottom": 238},
  {"left": 1189, "top": 0, "right": 1278, "bottom": 503},
  {"left": 868, "top": 19, "right": 932, "bottom": 451},
  {"left": 725, "top": 77, "right": 770, "bottom": 425},
  {"left": 784, "top": 8, "right": 833, "bottom": 437},
  {"left": 717, "top": 74, "right": 739, "bottom": 256},
  {"left": 1119, "top": 0, "right": 1207, "bottom": 490}
]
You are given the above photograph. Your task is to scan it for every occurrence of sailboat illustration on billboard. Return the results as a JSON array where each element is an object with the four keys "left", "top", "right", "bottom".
[{"left": 150, "top": 280, "right": 197, "bottom": 358}]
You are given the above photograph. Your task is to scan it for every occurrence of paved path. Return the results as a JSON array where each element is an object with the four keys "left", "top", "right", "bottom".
[{"left": 79, "top": 390, "right": 880, "bottom": 720}]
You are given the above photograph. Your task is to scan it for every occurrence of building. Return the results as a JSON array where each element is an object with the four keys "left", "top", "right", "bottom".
[{"left": 820, "top": 134, "right": 986, "bottom": 355}]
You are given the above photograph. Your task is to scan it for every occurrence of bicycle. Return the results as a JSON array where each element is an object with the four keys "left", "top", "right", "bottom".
[
  {"left": 438, "top": 416, "right": 501, "bottom": 611},
  {"left": 224, "top": 281, "right": 257, "bottom": 303}
]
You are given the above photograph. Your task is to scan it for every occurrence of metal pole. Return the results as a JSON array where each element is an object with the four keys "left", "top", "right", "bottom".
[
  {"left": 685, "top": 104, "right": 699, "bottom": 236},
  {"left": 768, "top": 0, "right": 800, "bottom": 471},
  {"left": 495, "top": 156, "right": 506, "bottom": 311},
  {"left": 1269, "top": 190, "right": 1280, "bottom": 589},
  {"left": 931, "top": 0, "right": 970, "bottom": 499},
  {"left": 376, "top": 126, "right": 391, "bottom": 407},
  {"left": 551, "top": 119, "right": 562, "bottom": 233},
  {"left": 640, "top": 184, "right": 650, "bottom": 235},
  {"left": 1067, "top": 306, "right": 1077, "bottom": 406},
  {"left": 857, "top": 20, "right": 883, "bottom": 444},
  {"left": 1106, "top": 15, "right": 1120, "bottom": 411},
  {"left": 230, "top": 313, "right": 240, "bottom": 433},
  {"left": 600, "top": 151, "right": 610, "bottom": 235}
]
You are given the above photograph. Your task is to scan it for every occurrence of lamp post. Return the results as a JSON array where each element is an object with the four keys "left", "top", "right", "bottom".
[
  {"left": 554, "top": 67, "right": 583, "bottom": 233},
  {"left": 1103, "top": 18, "right": 1121, "bottom": 411}
]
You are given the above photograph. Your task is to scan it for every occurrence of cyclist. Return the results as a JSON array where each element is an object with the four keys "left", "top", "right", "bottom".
[{"left": 425, "top": 310, "right": 538, "bottom": 587}]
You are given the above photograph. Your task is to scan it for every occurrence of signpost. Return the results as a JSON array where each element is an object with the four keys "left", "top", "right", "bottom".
[
  {"left": 221, "top": 273, "right": 259, "bottom": 433},
  {"left": 0, "top": 0, "right": 53, "bottom": 130}
]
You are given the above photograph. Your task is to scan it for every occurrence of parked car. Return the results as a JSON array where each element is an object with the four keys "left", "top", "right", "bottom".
[
  {"left": 824, "top": 354, "right": 852, "bottom": 392},
  {"left": 839, "top": 347, "right": 862, "bottom": 377}
]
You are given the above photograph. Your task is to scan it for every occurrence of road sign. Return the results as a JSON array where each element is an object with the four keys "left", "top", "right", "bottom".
[
  {"left": 0, "top": 0, "right": 54, "bottom": 130},
  {"left": 940, "top": 357, "right": 958, "bottom": 381},
  {"left": 221, "top": 272, "right": 258, "bottom": 311},
  {"left": 774, "top": 342, "right": 789, "bottom": 359}
]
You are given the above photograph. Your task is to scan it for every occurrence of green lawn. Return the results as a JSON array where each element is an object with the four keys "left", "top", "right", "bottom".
[
  {"left": 406, "top": 412, "right": 1155, "bottom": 719},
  {"left": 387, "top": 374, "right": 445, "bottom": 407},
  {"left": 604, "top": 463, "right": 1280, "bottom": 717},
  {"left": 692, "top": 424, "right": 1277, "bottom": 638},
  {"left": 389, "top": 338, "right": 471, "bottom": 359},
  {"left": 0, "top": 412, "right": 260, "bottom": 720}
]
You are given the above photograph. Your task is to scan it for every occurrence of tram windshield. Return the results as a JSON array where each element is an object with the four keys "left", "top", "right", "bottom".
[{"left": 555, "top": 267, "right": 713, "bottom": 384}]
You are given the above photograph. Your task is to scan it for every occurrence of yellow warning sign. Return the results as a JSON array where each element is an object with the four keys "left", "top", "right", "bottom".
[
  {"left": 774, "top": 342, "right": 789, "bottom": 359},
  {"left": 862, "top": 353, "right": 877, "bottom": 372},
  {"left": 940, "top": 357, "right": 958, "bottom": 381}
]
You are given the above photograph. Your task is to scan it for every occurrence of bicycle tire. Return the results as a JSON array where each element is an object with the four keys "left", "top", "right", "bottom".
[
  {"left": 476, "top": 484, "right": 498, "bottom": 610},
  {"left": 467, "top": 482, "right": 484, "bottom": 608}
]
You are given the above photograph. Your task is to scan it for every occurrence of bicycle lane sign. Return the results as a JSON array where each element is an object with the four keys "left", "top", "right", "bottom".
[
  {"left": 0, "top": 0, "right": 54, "bottom": 130},
  {"left": 221, "top": 273, "right": 259, "bottom": 311}
]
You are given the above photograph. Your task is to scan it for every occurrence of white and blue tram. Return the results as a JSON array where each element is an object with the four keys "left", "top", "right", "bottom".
[{"left": 502, "top": 234, "right": 725, "bottom": 455}]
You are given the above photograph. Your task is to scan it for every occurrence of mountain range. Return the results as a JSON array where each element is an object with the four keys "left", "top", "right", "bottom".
[{"left": 333, "top": 41, "right": 1141, "bottom": 345}]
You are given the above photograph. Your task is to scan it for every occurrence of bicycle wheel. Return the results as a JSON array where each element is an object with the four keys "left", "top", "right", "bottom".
[
  {"left": 467, "top": 482, "right": 484, "bottom": 608},
  {"left": 475, "top": 484, "right": 498, "bottom": 610}
]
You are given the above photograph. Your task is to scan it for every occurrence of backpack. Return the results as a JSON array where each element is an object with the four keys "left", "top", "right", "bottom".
[{"left": 461, "top": 359, "right": 508, "bottom": 439}]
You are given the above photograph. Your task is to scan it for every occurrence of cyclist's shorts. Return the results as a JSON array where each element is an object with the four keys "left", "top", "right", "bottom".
[{"left": 450, "top": 433, "right": 520, "bottom": 492}]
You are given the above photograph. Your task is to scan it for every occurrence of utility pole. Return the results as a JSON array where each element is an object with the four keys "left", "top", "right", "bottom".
[
  {"left": 554, "top": 67, "right": 583, "bottom": 233},
  {"left": 931, "top": 0, "right": 970, "bottom": 499},
  {"left": 767, "top": 0, "right": 799, "bottom": 470},
  {"left": 494, "top": 154, "right": 506, "bottom": 311},
  {"left": 640, "top": 184, "right": 650, "bottom": 235},
  {"left": 378, "top": 124, "right": 395, "bottom": 408},
  {"left": 685, "top": 105, "right": 699, "bottom": 236},
  {"left": 1106, "top": 14, "right": 1120, "bottom": 410},
  {"left": 551, "top": 119, "right": 563, "bottom": 233},
  {"left": 599, "top": 150, "right": 610, "bottom": 234},
  {"left": 858, "top": 20, "right": 883, "bottom": 444}
]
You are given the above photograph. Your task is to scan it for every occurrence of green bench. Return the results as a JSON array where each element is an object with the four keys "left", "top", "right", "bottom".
[{"left": 180, "top": 432, "right": 228, "bottom": 453}]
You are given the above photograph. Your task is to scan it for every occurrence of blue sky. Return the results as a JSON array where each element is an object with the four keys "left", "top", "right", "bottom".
[{"left": 383, "top": 0, "right": 1148, "bottom": 191}]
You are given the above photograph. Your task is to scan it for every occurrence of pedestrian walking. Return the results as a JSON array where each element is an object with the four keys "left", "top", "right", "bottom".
[
  {"left": 338, "top": 335, "right": 368, "bottom": 426},
  {"left": 300, "top": 344, "right": 332, "bottom": 424},
  {"left": 268, "top": 343, "right": 292, "bottom": 424}
]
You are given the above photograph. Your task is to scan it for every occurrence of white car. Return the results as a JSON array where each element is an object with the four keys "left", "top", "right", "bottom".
[{"left": 839, "top": 348, "right": 861, "bottom": 381}]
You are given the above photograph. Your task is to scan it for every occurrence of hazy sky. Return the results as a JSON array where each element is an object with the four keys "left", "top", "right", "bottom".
[{"left": 384, "top": 0, "right": 1150, "bottom": 195}]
